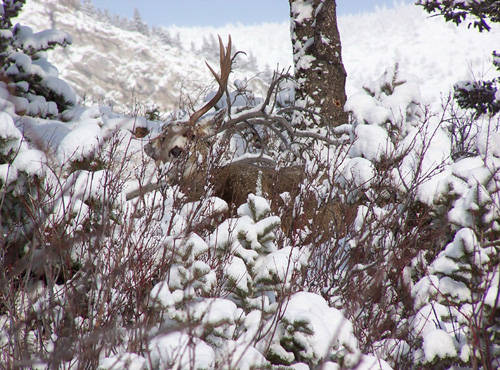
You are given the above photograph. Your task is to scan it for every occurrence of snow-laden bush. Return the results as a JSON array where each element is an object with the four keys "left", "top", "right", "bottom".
[
  {"left": 135, "top": 194, "right": 371, "bottom": 369},
  {"left": 0, "top": 0, "right": 75, "bottom": 117},
  {"left": 408, "top": 151, "right": 500, "bottom": 367},
  {"left": 0, "top": 84, "right": 47, "bottom": 267},
  {"left": 336, "top": 59, "right": 499, "bottom": 368}
]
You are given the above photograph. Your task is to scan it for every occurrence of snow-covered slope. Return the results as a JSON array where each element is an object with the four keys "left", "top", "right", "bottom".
[
  {"left": 18, "top": 0, "right": 499, "bottom": 112},
  {"left": 17, "top": 0, "right": 262, "bottom": 112}
]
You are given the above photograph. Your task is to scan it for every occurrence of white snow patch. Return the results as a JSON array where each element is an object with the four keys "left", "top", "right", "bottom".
[
  {"left": 148, "top": 331, "right": 215, "bottom": 369},
  {"left": 422, "top": 329, "right": 457, "bottom": 362},
  {"left": 98, "top": 353, "right": 147, "bottom": 370},
  {"left": 349, "top": 124, "right": 394, "bottom": 161}
]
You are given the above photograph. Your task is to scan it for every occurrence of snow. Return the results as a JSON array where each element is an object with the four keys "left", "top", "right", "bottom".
[
  {"left": 339, "top": 157, "right": 375, "bottom": 194},
  {"left": 411, "top": 302, "right": 451, "bottom": 337},
  {"left": 476, "top": 119, "right": 500, "bottom": 157},
  {"left": 190, "top": 298, "right": 239, "bottom": 327},
  {"left": 430, "top": 254, "right": 460, "bottom": 275},
  {"left": 51, "top": 169, "right": 107, "bottom": 206},
  {"left": 150, "top": 281, "right": 184, "bottom": 307},
  {"left": 237, "top": 193, "right": 272, "bottom": 221},
  {"left": 290, "top": 0, "right": 314, "bottom": 23},
  {"left": 180, "top": 196, "right": 229, "bottom": 223},
  {"left": 445, "top": 228, "right": 477, "bottom": 258},
  {"left": 484, "top": 269, "right": 499, "bottom": 308},
  {"left": 56, "top": 122, "right": 101, "bottom": 163},
  {"left": 280, "top": 291, "right": 359, "bottom": 364},
  {"left": 0, "top": 111, "right": 22, "bottom": 153},
  {"left": 13, "top": 24, "right": 71, "bottom": 52},
  {"left": 183, "top": 232, "right": 210, "bottom": 258},
  {"left": 438, "top": 276, "right": 471, "bottom": 302},
  {"left": 225, "top": 256, "right": 251, "bottom": 293},
  {"left": 50, "top": 196, "right": 90, "bottom": 231},
  {"left": 254, "top": 246, "right": 309, "bottom": 287},
  {"left": 218, "top": 340, "right": 269, "bottom": 370},
  {"left": 422, "top": 329, "right": 457, "bottom": 363},
  {"left": 412, "top": 275, "right": 439, "bottom": 309},
  {"left": 345, "top": 93, "right": 392, "bottom": 126},
  {"left": 211, "top": 197, "right": 281, "bottom": 258},
  {"left": 12, "top": 148, "right": 46, "bottom": 176},
  {"left": 8, "top": 51, "right": 31, "bottom": 73},
  {"left": 148, "top": 331, "right": 215, "bottom": 369},
  {"left": 349, "top": 124, "right": 394, "bottom": 161},
  {"left": 0, "top": 164, "right": 18, "bottom": 185},
  {"left": 43, "top": 75, "right": 77, "bottom": 105},
  {"left": 98, "top": 353, "right": 147, "bottom": 370},
  {"left": 451, "top": 156, "right": 491, "bottom": 183},
  {"left": 356, "top": 354, "right": 393, "bottom": 370}
]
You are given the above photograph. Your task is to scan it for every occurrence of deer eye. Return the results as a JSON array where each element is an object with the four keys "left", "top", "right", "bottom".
[
  {"left": 169, "top": 146, "right": 183, "bottom": 158},
  {"left": 183, "top": 131, "right": 196, "bottom": 140}
]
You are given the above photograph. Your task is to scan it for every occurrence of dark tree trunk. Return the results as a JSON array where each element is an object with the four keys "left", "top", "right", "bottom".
[{"left": 289, "top": 0, "right": 348, "bottom": 128}]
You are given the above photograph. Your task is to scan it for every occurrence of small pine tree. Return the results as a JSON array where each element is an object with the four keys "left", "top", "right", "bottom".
[
  {"left": 132, "top": 8, "right": 149, "bottom": 36},
  {"left": 212, "top": 194, "right": 285, "bottom": 313},
  {"left": 410, "top": 154, "right": 500, "bottom": 367},
  {"left": 0, "top": 111, "right": 45, "bottom": 269},
  {"left": 0, "top": 0, "right": 76, "bottom": 117},
  {"left": 81, "top": 0, "right": 94, "bottom": 15}
]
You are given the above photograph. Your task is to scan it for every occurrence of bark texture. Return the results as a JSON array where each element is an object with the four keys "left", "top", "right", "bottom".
[{"left": 289, "top": 0, "right": 348, "bottom": 128}]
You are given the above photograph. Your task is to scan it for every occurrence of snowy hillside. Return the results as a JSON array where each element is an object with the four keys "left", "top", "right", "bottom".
[
  {"left": 18, "top": 0, "right": 499, "bottom": 112},
  {"left": 17, "top": 0, "right": 262, "bottom": 112}
]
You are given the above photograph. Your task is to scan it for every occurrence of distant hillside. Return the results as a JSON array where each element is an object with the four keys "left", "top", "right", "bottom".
[
  {"left": 17, "top": 0, "right": 264, "bottom": 113},
  {"left": 18, "top": 0, "right": 499, "bottom": 113}
]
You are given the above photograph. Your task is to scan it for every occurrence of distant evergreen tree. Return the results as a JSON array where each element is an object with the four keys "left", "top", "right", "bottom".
[
  {"left": 152, "top": 26, "right": 173, "bottom": 46},
  {"left": 133, "top": 7, "right": 149, "bottom": 35},
  {"left": 81, "top": 0, "right": 94, "bottom": 15},
  {"left": 61, "top": 0, "right": 80, "bottom": 10}
]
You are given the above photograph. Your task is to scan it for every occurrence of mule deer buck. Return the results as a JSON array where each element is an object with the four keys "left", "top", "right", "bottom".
[
  {"left": 131, "top": 36, "right": 354, "bottom": 237},
  {"left": 144, "top": 36, "right": 232, "bottom": 173}
]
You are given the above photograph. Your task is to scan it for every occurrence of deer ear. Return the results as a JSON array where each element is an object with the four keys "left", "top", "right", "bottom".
[{"left": 199, "top": 108, "right": 226, "bottom": 134}]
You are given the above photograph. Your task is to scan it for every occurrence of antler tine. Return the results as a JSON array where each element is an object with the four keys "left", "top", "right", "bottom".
[{"left": 188, "top": 35, "right": 232, "bottom": 126}]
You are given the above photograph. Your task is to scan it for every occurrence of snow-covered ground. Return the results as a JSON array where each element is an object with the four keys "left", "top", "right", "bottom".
[{"left": 18, "top": 0, "right": 499, "bottom": 112}]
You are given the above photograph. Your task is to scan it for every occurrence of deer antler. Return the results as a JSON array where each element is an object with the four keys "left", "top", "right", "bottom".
[{"left": 188, "top": 35, "right": 232, "bottom": 126}]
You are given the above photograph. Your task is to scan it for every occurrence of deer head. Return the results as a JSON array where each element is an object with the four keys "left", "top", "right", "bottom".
[{"left": 144, "top": 35, "right": 232, "bottom": 165}]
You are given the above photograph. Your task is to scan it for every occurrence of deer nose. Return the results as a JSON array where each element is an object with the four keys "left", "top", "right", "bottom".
[{"left": 169, "top": 146, "right": 183, "bottom": 158}]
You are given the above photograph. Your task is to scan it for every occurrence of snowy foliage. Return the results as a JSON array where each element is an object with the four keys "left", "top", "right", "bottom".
[
  {"left": 417, "top": 0, "right": 499, "bottom": 32},
  {"left": 418, "top": 0, "right": 499, "bottom": 119},
  {"left": 0, "top": 1, "right": 74, "bottom": 117}
]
